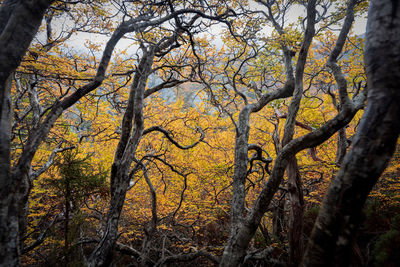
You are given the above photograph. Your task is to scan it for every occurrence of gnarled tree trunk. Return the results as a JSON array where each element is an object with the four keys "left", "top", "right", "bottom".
[
  {"left": 287, "top": 156, "right": 304, "bottom": 266},
  {"left": 0, "top": 1, "right": 53, "bottom": 265},
  {"left": 87, "top": 47, "right": 155, "bottom": 267},
  {"left": 302, "top": 0, "right": 400, "bottom": 265}
]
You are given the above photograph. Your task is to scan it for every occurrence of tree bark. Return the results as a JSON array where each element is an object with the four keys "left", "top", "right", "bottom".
[
  {"left": 302, "top": 0, "right": 400, "bottom": 266},
  {"left": 0, "top": 1, "right": 53, "bottom": 265},
  {"left": 219, "top": 59, "right": 295, "bottom": 267},
  {"left": 0, "top": 75, "right": 17, "bottom": 266},
  {"left": 272, "top": 195, "right": 285, "bottom": 241},
  {"left": 87, "top": 15, "right": 203, "bottom": 265},
  {"left": 220, "top": 2, "right": 316, "bottom": 266},
  {"left": 287, "top": 156, "right": 304, "bottom": 266},
  {"left": 87, "top": 47, "right": 155, "bottom": 267},
  {"left": 0, "top": 4, "right": 235, "bottom": 266},
  {"left": 335, "top": 128, "right": 347, "bottom": 165}
]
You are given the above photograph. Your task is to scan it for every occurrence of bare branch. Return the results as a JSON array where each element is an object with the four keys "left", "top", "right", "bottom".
[
  {"left": 22, "top": 214, "right": 62, "bottom": 254},
  {"left": 326, "top": 0, "right": 357, "bottom": 108},
  {"left": 30, "top": 144, "right": 75, "bottom": 181},
  {"left": 143, "top": 126, "right": 205, "bottom": 150}
]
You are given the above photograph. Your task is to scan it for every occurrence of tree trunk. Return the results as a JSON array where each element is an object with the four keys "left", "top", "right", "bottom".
[
  {"left": 87, "top": 48, "right": 155, "bottom": 267},
  {"left": 302, "top": 1, "right": 400, "bottom": 265},
  {"left": 64, "top": 175, "right": 71, "bottom": 265},
  {"left": 228, "top": 106, "right": 251, "bottom": 250},
  {"left": 0, "top": 72, "right": 17, "bottom": 266},
  {"left": 0, "top": 1, "right": 53, "bottom": 265},
  {"left": 287, "top": 156, "right": 304, "bottom": 266},
  {"left": 272, "top": 194, "right": 285, "bottom": 241},
  {"left": 87, "top": 171, "right": 132, "bottom": 266},
  {"left": 335, "top": 128, "right": 347, "bottom": 165},
  {"left": 220, "top": 2, "right": 316, "bottom": 265},
  {"left": 17, "top": 173, "right": 31, "bottom": 245}
]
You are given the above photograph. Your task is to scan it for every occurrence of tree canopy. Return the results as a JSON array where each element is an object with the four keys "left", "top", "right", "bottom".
[{"left": 0, "top": 0, "right": 399, "bottom": 266}]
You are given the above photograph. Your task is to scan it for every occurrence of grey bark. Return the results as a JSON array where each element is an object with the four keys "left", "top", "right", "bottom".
[
  {"left": 87, "top": 47, "right": 155, "bottom": 267},
  {"left": 220, "top": 24, "right": 297, "bottom": 267},
  {"left": 0, "top": 2, "right": 243, "bottom": 265},
  {"left": 220, "top": 1, "right": 369, "bottom": 264},
  {"left": 0, "top": 1, "right": 53, "bottom": 265},
  {"left": 87, "top": 14, "right": 208, "bottom": 265},
  {"left": 302, "top": 0, "right": 400, "bottom": 266},
  {"left": 9, "top": 19, "right": 129, "bottom": 255},
  {"left": 0, "top": 5, "right": 153, "bottom": 264},
  {"left": 220, "top": 1, "right": 316, "bottom": 266},
  {"left": 328, "top": 85, "right": 348, "bottom": 166},
  {"left": 3, "top": 12, "right": 168, "bottom": 264},
  {"left": 285, "top": 1, "right": 357, "bottom": 264},
  {"left": 139, "top": 165, "right": 158, "bottom": 267},
  {"left": 220, "top": 88, "right": 364, "bottom": 267},
  {"left": 220, "top": 50, "right": 296, "bottom": 267},
  {"left": 6, "top": 7, "right": 219, "bottom": 265},
  {"left": 281, "top": 0, "right": 318, "bottom": 260},
  {"left": 287, "top": 157, "right": 304, "bottom": 266},
  {"left": 335, "top": 128, "right": 347, "bottom": 165}
]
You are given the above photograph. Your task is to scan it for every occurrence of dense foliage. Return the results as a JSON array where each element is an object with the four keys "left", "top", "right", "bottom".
[{"left": 0, "top": 0, "right": 399, "bottom": 266}]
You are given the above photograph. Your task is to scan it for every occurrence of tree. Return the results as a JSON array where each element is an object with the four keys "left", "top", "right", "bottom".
[
  {"left": 302, "top": 0, "right": 400, "bottom": 265},
  {"left": 50, "top": 149, "right": 107, "bottom": 265},
  {"left": 0, "top": 1, "right": 233, "bottom": 264},
  {"left": 3, "top": 0, "right": 399, "bottom": 266},
  {"left": 217, "top": 1, "right": 367, "bottom": 266},
  {"left": 0, "top": 1, "right": 54, "bottom": 265}
]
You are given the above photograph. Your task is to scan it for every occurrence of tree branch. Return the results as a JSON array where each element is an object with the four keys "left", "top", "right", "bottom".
[
  {"left": 143, "top": 126, "right": 205, "bottom": 150},
  {"left": 21, "top": 214, "right": 61, "bottom": 254}
]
